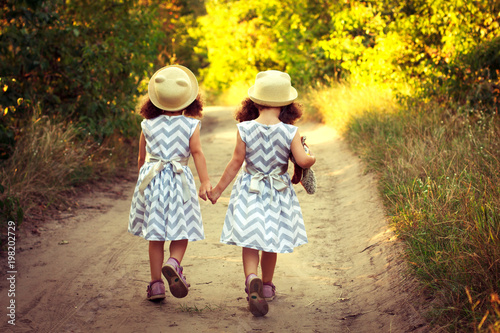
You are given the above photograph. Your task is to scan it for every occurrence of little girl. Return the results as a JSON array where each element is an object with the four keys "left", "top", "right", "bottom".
[
  {"left": 208, "top": 70, "right": 316, "bottom": 316},
  {"left": 128, "top": 65, "right": 211, "bottom": 301}
]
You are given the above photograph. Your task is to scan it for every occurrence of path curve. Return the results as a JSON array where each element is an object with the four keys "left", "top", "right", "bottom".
[{"left": 0, "top": 107, "right": 428, "bottom": 332}]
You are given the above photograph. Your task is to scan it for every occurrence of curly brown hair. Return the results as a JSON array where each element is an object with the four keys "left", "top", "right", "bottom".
[
  {"left": 140, "top": 95, "right": 204, "bottom": 119},
  {"left": 235, "top": 97, "right": 303, "bottom": 125}
]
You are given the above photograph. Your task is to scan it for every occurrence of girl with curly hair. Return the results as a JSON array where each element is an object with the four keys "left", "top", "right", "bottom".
[
  {"left": 208, "top": 70, "right": 316, "bottom": 316},
  {"left": 128, "top": 65, "right": 211, "bottom": 301}
]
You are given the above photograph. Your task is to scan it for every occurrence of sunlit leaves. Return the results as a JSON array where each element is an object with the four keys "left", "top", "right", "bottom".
[{"left": 195, "top": 0, "right": 500, "bottom": 99}]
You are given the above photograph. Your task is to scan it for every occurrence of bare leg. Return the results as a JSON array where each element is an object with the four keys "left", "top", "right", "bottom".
[
  {"left": 162, "top": 239, "right": 190, "bottom": 298},
  {"left": 261, "top": 251, "right": 277, "bottom": 284},
  {"left": 243, "top": 247, "right": 269, "bottom": 316},
  {"left": 242, "top": 247, "right": 260, "bottom": 278},
  {"left": 149, "top": 241, "right": 165, "bottom": 281},
  {"left": 169, "top": 239, "right": 188, "bottom": 263}
]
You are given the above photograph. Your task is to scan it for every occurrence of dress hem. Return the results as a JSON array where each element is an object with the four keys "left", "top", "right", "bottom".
[
  {"left": 128, "top": 231, "right": 205, "bottom": 242},
  {"left": 219, "top": 239, "right": 307, "bottom": 254}
]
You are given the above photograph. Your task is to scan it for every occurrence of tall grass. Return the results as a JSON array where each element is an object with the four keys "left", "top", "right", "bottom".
[
  {"left": 303, "top": 81, "right": 398, "bottom": 130},
  {"left": 0, "top": 112, "right": 139, "bottom": 246},
  {"left": 304, "top": 84, "right": 500, "bottom": 332}
]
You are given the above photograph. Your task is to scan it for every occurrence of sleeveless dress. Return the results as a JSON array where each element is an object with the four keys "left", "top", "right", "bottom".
[
  {"left": 220, "top": 120, "right": 308, "bottom": 253},
  {"left": 128, "top": 115, "right": 205, "bottom": 242}
]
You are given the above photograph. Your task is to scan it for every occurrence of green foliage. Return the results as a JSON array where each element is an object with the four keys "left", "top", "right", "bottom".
[
  {"left": 436, "top": 37, "right": 500, "bottom": 113},
  {"left": 0, "top": 0, "right": 165, "bottom": 224},
  {"left": 155, "top": 0, "right": 206, "bottom": 71},
  {"left": 0, "top": 0, "right": 163, "bottom": 150},
  {"left": 195, "top": 0, "right": 336, "bottom": 91}
]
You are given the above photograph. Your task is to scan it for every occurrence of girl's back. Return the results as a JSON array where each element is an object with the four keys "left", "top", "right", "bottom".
[
  {"left": 238, "top": 120, "right": 296, "bottom": 174},
  {"left": 142, "top": 115, "right": 199, "bottom": 160}
]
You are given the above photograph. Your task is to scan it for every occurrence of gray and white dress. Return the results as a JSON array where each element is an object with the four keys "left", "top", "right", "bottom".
[
  {"left": 220, "top": 120, "right": 308, "bottom": 253},
  {"left": 128, "top": 115, "right": 205, "bottom": 242}
]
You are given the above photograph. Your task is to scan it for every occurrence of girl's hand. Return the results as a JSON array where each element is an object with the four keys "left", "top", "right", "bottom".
[
  {"left": 291, "top": 132, "right": 316, "bottom": 169},
  {"left": 198, "top": 181, "right": 212, "bottom": 201},
  {"left": 208, "top": 186, "right": 222, "bottom": 204}
]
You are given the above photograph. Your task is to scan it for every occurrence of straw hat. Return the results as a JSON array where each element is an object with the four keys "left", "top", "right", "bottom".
[
  {"left": 148, "top": 65, "right": 199, "bottom": 111},
  {"left": 248, "top": 70, "right": 298, "bottom": 107}
]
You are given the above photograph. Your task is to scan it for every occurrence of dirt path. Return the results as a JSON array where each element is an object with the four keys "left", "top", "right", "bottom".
[{"left": 1, "top": 107, "right": 428, "bottom": 332}]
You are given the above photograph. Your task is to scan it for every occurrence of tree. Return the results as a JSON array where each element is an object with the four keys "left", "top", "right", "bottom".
[{"left": 0, "top": 0, "right": 163, "bottom": 152}]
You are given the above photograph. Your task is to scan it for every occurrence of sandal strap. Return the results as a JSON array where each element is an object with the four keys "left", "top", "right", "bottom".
[
  {"left": 149, "top": 279, "right": 163, "bottom": 285},
  {"left": 245, "top": 273, "right": 258, "bottom": 288}
]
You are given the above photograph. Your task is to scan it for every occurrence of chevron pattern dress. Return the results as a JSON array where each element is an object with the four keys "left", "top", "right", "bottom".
[
  {"left": 128, "top": 115, "right": 205, "bottom": 242},
  {"left": 220, "top": 120, "right": 308, "bottom": 253}
]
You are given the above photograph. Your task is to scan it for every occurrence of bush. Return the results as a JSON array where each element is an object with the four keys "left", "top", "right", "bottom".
[
  {"left": 0, "top": 0, "right": 162, "bottom": 153},
  {"left": 438, "top": 37, "right": 500, "bottom": 114}
]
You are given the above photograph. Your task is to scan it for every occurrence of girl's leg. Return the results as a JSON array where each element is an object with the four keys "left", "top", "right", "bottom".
[
  {"left": 149, "top": 241, "right": 165, "bottom": 281},
  {"left": 242, "top": 247, "right": 260, "bottom": 278},
  {"left": 261, "top": 251, "right": 277, "bottom": 284},
  {"left": 162, "top": 239, "right": 190, "bottom": 298},
  {"left": 169, "top": 239, "right": 188, "bottom": 263},
  {"left": 243, "top": 247, "right": 269, "bottom": 316}
]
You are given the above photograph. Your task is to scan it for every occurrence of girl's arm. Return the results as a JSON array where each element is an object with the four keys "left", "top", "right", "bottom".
[
  {"left": 138, "top": 131, "right": 147, "bottom": 173},
  {"left": 190, "top": 124, "right": 212, "bottom": 201},
  {"left": 290, "top": 131, "right": 316, "bottom": 169},
  {"left": 209, "top": 131, "right": 246, "bottom": 204}
]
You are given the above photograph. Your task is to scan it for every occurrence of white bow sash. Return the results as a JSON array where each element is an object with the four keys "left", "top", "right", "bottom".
[
  {"left": 244, "top": 165, "right": 288, "bottom": 201},
  {"left": 139, "top": 153, "right": 190, "bottom": 202}
]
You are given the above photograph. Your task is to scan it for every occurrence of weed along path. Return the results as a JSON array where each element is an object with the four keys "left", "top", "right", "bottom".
[{"left": 1, "top": 107, "right": 428, "bottom": 332}]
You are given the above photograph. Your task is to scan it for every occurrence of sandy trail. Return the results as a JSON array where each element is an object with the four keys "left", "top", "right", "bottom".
[{"left": 1, "top": 107, "right": 428, "bottom": 332}]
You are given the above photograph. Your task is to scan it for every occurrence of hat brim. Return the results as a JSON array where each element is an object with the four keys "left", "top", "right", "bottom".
[
  {"left": 248, "top": 86, "right": 298, "bottom": 107},
  {"left": 148, "top": 65, "right": 199, "bottom": 112}
]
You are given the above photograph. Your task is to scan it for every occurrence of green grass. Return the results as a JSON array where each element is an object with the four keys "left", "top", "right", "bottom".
[{"left": 304, "top": 84, "right": 500, "bottom": 332}]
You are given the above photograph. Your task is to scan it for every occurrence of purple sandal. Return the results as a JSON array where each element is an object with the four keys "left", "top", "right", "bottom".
[
  {"left": 245, "top": 274, "right": 269, "bottom": 317},
  {"left": 162, "top": 257, "right": 190, "bottom": 298},
  {"left": 147, "top": 279, "right": 166, "bottom": 301},
  {"left": 263, "top": 282, "right": 276, "bottom": 301}
]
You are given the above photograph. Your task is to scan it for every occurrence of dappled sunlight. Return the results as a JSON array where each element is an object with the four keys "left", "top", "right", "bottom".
[
  {"left": 370, "top": 228, "right": 396, "bottom": 243},
  {"left": 301, "top": 125, "right": 340, "bottom": 145},
  {"left": 327, "top": 164, "right": 357, "bottom": 177}
]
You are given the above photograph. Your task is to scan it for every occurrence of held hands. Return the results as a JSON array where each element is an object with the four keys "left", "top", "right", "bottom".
[
  {"left": 198, "top": 181, "right": 212, "bottom": 201},
  {"left": 207, "top": 186, "right": 221, "bottom": 205},
  {"left": 198, "top": 181, "right": 221, "bottom": 204}
]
